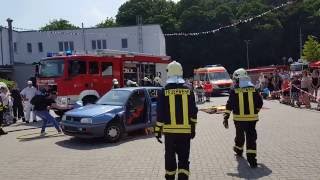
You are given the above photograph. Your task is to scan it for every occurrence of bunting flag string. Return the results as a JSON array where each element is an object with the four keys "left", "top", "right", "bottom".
[{"left": 164, "top": 0, "right": 296, "bottom": 37}]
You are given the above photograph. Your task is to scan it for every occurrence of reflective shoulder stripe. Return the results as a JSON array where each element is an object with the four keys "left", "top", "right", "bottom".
[
  {"left": 247, "top": 149, "right": 257, "bottom": 154},
  {"left": 178, "top": 169, "right": 190, "bottom": 176},
  {"left": 225, "top": 110, "right": 231, "bottom": 114},
  {"left": 163, "top": 128, "right": 191, "bottom": 134}
]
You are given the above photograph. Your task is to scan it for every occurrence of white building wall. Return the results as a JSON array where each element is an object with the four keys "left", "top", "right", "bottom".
[{"left": 5, "top": 24, "right": 166, "bottom": 64}]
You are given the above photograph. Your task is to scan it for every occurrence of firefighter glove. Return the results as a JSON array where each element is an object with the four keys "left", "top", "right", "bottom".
[{"left": 223, "top": 119, "right": 229, "bottom": 129}]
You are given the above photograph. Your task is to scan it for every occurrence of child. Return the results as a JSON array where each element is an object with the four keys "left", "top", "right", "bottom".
[{"left": 280, "top": 76, "right": 290, "bottom": 104}]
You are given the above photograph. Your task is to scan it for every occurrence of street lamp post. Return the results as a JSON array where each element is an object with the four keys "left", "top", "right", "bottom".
[{"left": 244, "top": 40, "right": 251, "bottom": 69}]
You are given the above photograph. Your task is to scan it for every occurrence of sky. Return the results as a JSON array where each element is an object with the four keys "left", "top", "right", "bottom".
[{"left": 0, "top": 0, "right": 179, "bottom": 30}]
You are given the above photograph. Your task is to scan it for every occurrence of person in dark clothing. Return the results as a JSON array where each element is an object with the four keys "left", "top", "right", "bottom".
[
  {"left": 155, "top": 61, "right": 198, "bottom": 180},
  {"left": 223, "top": 68, "right": 263, "bottom": 168},
  {"left": 31, "top": 89, "right": 62, "bottom": 135},
  {"left": 10, "top": 85, "right": 25, "bottom": 123}
]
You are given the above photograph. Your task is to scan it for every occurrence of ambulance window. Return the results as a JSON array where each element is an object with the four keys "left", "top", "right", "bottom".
[
  {"left": 69, "top": 60, "right": 86, "bottom": 76},
  {"left": 89, "top": 62, "right": 99, "bottom": 74},
  {"left": 102, "top": 62, "right": 113, "bottom": 76}
]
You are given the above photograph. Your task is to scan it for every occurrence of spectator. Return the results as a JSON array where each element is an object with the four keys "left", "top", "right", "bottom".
[
  {"left": 153, "top": 77, "right": 162, "bottom": 87},
  {"left": 31, "top": 89, "right": 62, "bottom": 136},
  {"left": 112, "top": 79, "right": 120, "bottom": 89},
  {"left": 267, "top": 74, "right": 274, "bottom": 92},
  {"left": 290, "top": 75, "right": 301, "bottom": 107},
  {"left": 20, "top": 81, "right": 37, "bottom": 123},
  {"left": 203, "top": 81, "right": 213, "bottom": 102},
  {"left": 300, "top": 71, "right": 312, "bottom": 108},
  {"left": 10, "top": 84, "right": 25, "bottom": 123},
  {"left": 311, "top": 70, "right": 319, "bottom": 101},
  {"left": 0, "top": 87, "right": 8, "bottom": 135}
]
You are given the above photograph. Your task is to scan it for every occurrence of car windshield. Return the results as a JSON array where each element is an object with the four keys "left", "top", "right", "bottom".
[
  {"left": 39, "top": 59, "right": 64, "bottom": 77},
  {"left": 96, "top": 90, "right": 131, "bottom": 106},
  {"left": 209, "top": 72, "right": 230, "bottom": 80}
]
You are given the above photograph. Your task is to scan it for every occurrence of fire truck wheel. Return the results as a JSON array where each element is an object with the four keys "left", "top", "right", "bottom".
[
  {"left": 104, "top": 121, "right": 123, "bottom": 143},
  {"left": 82, "top": 95, "right": 98, "bottom": 106}
]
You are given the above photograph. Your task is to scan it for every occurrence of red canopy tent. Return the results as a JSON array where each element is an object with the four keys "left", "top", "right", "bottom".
[{"left": 309, "top": 61, "right": 320, "bottom": 69}]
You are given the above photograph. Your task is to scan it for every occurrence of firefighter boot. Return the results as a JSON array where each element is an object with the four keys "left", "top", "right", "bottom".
[
  {"left": 233, "top": 146, "right": 243, "bottom": 157},
  {"left": 0, "top": 128, "right": 8, "bottom": 135},
  {"left": 247, "top": 155, "right": 257, "bottom": 168}
]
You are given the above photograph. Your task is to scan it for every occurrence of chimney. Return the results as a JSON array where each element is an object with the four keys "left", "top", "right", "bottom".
[{"left": 7, "top": 18, "right": 14, "bottom": 65}]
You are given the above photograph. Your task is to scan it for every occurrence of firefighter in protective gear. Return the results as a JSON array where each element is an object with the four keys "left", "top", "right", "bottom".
[
  {"left": 223, "top": 68, "right": 263, "bottom": 168},
  {"left": 155, "top": 61, "right": 198, "bottom": 180},
  {"left": 112, "top": 79, "right": 120, "bottom": 89}
]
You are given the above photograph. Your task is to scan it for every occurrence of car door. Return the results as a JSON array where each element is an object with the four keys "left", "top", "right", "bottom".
[{"left": 124, "top": 89, "right": 148, "bottom": 131}]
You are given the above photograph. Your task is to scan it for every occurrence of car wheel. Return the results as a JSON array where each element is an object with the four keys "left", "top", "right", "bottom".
[{"left": 104, "top": 122, "right": 122, "bottom": 143}]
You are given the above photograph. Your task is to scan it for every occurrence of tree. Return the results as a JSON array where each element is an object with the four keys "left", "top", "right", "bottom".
[
  {"left": 302, "top": 35, "right": 320, "bottom": 62},
  {"left": 96, "top": 17, "right": 117, "bottom": 28},
  {"left": 40, "top": 19, "right": 79, "bottom": 31}
]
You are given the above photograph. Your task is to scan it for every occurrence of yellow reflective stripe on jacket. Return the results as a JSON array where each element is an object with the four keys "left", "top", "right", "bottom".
[
  {"left": 225, "top": 110, "right": 231, "bottom": 114},
  {"left": 233, "top": 115, "right": 258, "bottom": 121},
  {"left": 248, "top": 91, "right": 255, "bottom": 115},
  {"left": 237, "top": 91, "right": 244, "bottom": 116},
  {"left": 156, "top": 122, "right": 164, "bottom": 126},
  {"left": 247, "top": 149, "right": 257, "bottom": 154},
  {"left": 182, "top": 94, "right": 189, "bottom": 126},
  {"left": 178, "top": 169, "right": 190, "bottom": 176},
  {"left": 163, "top": 124, "right": 190, "bottom": 129},
  {"left": 165, "top": 170, "right": 176, "bottom": 176},
  {"left": 168, "top": 94, "right": 176, "bottom": 125},
  {"left": 163, "top": 128, "right": 191, "bottom": 134}
]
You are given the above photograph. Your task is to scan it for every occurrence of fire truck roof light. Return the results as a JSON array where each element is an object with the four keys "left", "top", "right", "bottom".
[{"left": 65, "top": 50, "right": 72, "bottom": 56}]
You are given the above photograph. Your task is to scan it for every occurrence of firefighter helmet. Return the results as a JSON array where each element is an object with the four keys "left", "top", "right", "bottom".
[
  {"left": 166, "top": 61, "right": 185, "bottom": 84},
  {"left": 233, "top": 68, "right": 248, "bottom": 80}
]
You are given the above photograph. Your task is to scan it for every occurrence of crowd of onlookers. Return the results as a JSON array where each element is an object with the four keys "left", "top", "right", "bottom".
[{"left": 256, "top": 69, "right": 320, "bottom": 109}]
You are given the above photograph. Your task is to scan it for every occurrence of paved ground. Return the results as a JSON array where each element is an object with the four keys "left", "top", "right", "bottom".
[{"left": 1, "top": 96, "right": 320, "bottom": 180}]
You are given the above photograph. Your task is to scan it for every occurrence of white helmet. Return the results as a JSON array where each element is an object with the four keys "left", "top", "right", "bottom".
[
  {"left": 143, "top": 77, "right": 149, "bottom": 81},
  {"left": 166, "top": 61, "right": 184, "bottom": 84},
  {"left": 154, "top": 77, "right": 161, "bottom": 83},
  {"left": 233, "top": 68, "right": 248, "bottom": 80}
]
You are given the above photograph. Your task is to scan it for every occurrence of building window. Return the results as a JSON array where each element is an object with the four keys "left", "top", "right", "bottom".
[
  {"left": 59, "top": 42, "right": 63, "bottom": 51},
  {"left": 69, "top": 41, "right": 74, "bottom": 51},
  {"left": 27, "top": 43, "right": 32, "bottom": 53},
  {"left": 38, "top": 42, "right": 43, "bottom": 52},
  {"left": 92, "top": 40, "right": 96, "bottom": 50},
  {"left": 97, "top": 40, "right": 102, "bottom": 49},
  {"left": 14, "top": 42, "right": 17, "bottom": 53},
  {"left": 102, "top": 40, "right": 107, "bottom": 49},
  {"left": 59, "top": 41, "right": 74, "bottom": 51},
  {"left": 121, "top": 38, "right": 128, "bottom": 48},
  {"left": 92, "top": 40, "right": 107, "bottom": 50}
]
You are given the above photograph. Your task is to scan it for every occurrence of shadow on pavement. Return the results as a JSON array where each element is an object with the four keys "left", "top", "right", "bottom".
[
  {"left": 55, "top": 132, "right": 154, "bottom": 150},
  {"left": 226, "top": 156, "right": 272, "bottom": 179}
]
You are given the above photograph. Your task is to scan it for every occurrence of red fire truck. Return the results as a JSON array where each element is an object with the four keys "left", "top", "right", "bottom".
[{"left": 36, "top": 51, "right": 170, "bottom": 116}]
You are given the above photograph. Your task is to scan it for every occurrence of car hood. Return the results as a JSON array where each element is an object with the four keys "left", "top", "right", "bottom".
[{"left": 66, "top": 104, "right": 123, "bottom": 117}]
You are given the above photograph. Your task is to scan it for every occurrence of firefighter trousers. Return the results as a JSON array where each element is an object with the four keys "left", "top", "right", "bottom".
[
  {"left": 234, "top": 121, "right": 257, "bottom": 162},
  {"left": 164, "top": 134, "right": 191, "bottom": 180}
]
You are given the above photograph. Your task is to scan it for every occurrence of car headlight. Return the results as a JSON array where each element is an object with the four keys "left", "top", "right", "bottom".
[
  {"left": 80, "top": 118, "right": 93, "bottom": 124},
  {"left": 62, "top": 115, "right": 66, "bottom": 121}
]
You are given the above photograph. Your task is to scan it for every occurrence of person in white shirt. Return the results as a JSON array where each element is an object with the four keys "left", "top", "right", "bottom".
[{"left": 20, "top": 81, "right": 38, "bottom": 123}]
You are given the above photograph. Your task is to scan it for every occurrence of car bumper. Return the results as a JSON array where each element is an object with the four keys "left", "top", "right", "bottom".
[{"left": 60, "top": 122, "right": 106, "bottom": 138}]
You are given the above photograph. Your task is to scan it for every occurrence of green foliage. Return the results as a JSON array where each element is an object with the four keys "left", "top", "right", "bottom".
[
  {"left": 0, "top": 79, "right": 15, "bottom": 90},
  {"left": 96, "top": 17, "right": 117, "bottom": 28},
  {"left": 111, "top": 0, "right": 320, "bottom": 76},
  {"left": 40, "top": 19, "right": 79, "bottom": 31},
  {"left": 302, "top": 35, "right": 320, "bottom": 62}
]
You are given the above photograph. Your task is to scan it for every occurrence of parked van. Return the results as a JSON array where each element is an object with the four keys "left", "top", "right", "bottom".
[{"left": 194, "top": 65, "right": 233, "bottom": 94}]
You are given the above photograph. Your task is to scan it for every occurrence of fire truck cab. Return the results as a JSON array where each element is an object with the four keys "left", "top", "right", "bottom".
[
  {"left": 36, "top": 51, "right": 170, "bottom": 116},
  {"left": 193, "top": 65, "right": 233, "bottom": 94}
]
